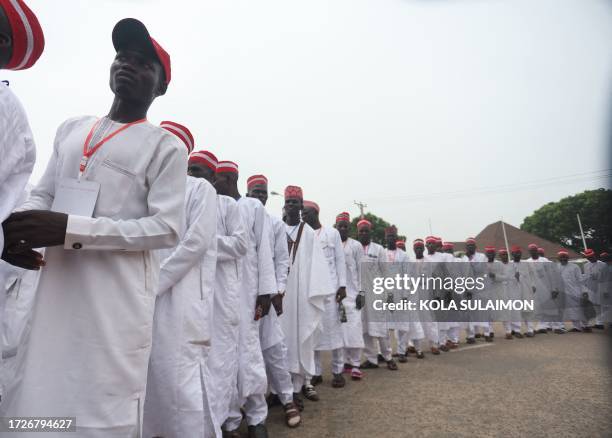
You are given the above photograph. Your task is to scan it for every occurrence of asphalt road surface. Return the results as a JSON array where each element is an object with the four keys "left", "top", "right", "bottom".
[{"left": 263, "top": 325, "right": 612, "bottom": 438}]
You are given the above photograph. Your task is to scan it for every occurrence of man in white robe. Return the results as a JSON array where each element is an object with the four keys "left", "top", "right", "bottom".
[
  {"left": 0, "top": 0, "right": 44, "bottom": 383},
  {"left": 143, "top": 122, "right": 218, "bottom": 438},
  {"left": 336, "top": 212, "right": 366, "bottom": 379},
  {"left": 215, "top": 161, "right": 276, "bottom": 438},
  {"left": 424, "top": 236, "right": 452, "bottom": 350},
  {"left": 358, "top": 219, "right": 398, "bottom": 371},
  {"left": 410, "top": 239, "right": 439, "bottom": 356},
  {"left": 583, "top": 248, "right": 607, "bottom": 329},
  {"left": 281, "top": 186, "right": 332, "bottom": 407},
  {"left": 247, "top": 174, "right": 300, "bottom": 428},
  {"left": 1, "top": 19, "right": 185, "bottom": 437},
  {"left": 188, "top": 150, "right": 247, "bottom": 435},
  {"left": 510, "top": 246, "right": 536, "bottom": 337},
  {"left": 438, "top": 239, "right": 462, "bottom": 348},
  {"left": 557, "top": 250, "right": 587, "bottom": 331},
  {"left": 461, "top": 237, "right": 489, "bottom": 343},
  {"left": 302, "top": 200, "right": 347, "bottom": 389},
  {"left": 495, "top": 248, "right": 523, "bottom": 338}
]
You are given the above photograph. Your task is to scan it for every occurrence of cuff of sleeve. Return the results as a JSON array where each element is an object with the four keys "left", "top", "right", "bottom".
[{"left": 64, "top": 215, "right": 93, "bottom": 250}]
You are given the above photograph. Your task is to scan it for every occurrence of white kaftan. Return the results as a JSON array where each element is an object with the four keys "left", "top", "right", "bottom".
[{"left": 341, "top": 238, "right": 365, "bottom": 348}]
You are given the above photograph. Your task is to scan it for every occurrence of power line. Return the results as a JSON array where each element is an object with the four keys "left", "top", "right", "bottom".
[{"left": 354, "top": 200, "right": 368, "bottom": 218}]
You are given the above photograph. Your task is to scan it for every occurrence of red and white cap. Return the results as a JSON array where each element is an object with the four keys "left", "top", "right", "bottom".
[
  {"left": 498, "top": 248, "right": 508, "bottom": 255},
  {"left": 189, "top": 150, "right": 217, "bottom": 171},
  {"left": 434, "top": 236, "right": 442, "bottom": 243},
  {"left": 600, "top": 252, "right": 609, "bottom": 258},
  {"left": 511, "top": 245, "right": 522, "bottom": 253},
  {"left": 465, "top": 237, "right": 476, "bottom": 244},
  {"left": 582, "top": 248, "right": 595, "bottom": 258},
  {"left": 357, "top": 219, "right": 372, "bottom": 230},
  {"left": 336, "top": 212, "right": 350, "bottom": 223},
  {"left": 528, "top": 243, "right": 538, "bottom": 250},
  {"left": 303, "top": 200, "right": 320, "bottom": 212},
  {"left": 284, "top": 185, "right": 303, "bottom": 200},
  {"left": 484, "top": 246, "right": 496, "bottom": 253},
  {"left": 413, "top": 238, "right": 425, "bottom": 247},
  {"left": 160, "top": 121, "right": 194, "bottom": 154},
  {"left": 112, "top": 18, "right": 171, "bottom": 84},
  {"left": 557, "top": 249, "right": 569, "bottom": 256},
  {"left": 247, "top": 175, "right": 268, "bottom": 190},
  {"left": 425, "top": 236, "right": 437, "bottom": 244},
  {"left": 442, "top": 242, "right": 454, "bottom": 250},
  {"left": 537, "top": 247, "right": 545, "bottom": 255},
  {"left": 216, "top": 160, "right": 239, "bottom": 174},
  {"left": 0, "top": 0, "right": 45, "bottom": 70}
]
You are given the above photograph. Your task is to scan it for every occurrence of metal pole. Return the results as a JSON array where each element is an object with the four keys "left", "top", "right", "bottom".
[
  {"left": 428, "top": 218, "right": 433, "bottom": 235},
  {"left": 577, "top": 213, "right": 588, "bottom": 250},
  {"left": 501, "top": 219, "right": 510, "bottom": 254}
]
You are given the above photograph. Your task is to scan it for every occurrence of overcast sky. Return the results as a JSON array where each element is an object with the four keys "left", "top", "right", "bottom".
[{"left": 4, "top": 0, "right": 611, "bottom": 241}]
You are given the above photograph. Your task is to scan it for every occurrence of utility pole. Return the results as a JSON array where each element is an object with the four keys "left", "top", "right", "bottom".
[{"left": 354, "top": 200, "right": 367, "bottom": 218}]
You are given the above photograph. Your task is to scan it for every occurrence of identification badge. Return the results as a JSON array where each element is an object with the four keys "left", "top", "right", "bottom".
[{"left": 51, "top": 178, "right": 100, "bottom": 217}]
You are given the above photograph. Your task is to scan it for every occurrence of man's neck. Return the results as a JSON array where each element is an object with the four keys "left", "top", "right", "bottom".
[
  {"left": 286, "top": 215, "right": 300, "bottom": 226},
  {"left": 341, "top": 236, "right": 347, "bottom": 242},
  {"left": 108, "top": 97, "right": 150, "bottom": 123},
  {"left": 361, "top": 241, "right": 370, "bottom": 247},
  {"left": 416, "top": 254, "right": 423, "bottom": 259}
]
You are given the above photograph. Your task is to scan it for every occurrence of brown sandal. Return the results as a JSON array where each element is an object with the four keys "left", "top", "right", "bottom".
[{"left": 284, "top": 402, "right": 301, "bottom": 428}]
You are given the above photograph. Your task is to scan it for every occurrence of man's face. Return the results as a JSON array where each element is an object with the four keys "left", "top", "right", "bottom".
[
  {"left": 213, "top": 172, "right": 234, "bottom": 196},
  {"left": 0, "top": 6, "right": 13, "bottom": 69},
  {"left": 358, "top": 227, "right": 370, "bottom": 245},
  {"left": 337, "top": 221, "right": 349, "bottom": 241},
  {"left": 426, "top": 242, "right": 436, "bottom": 254},
  {"left": 512, "top": 251, "right": 522, "bottom": 262},
  {"left": 486, "top": 252, "right": 495, "bottom": 262},
  {"left": 247, "top": 184, "right": 268, "bottom": 206},
  {"left": 587, "top": 255, "right": 597, "bottom": 263},
  {"left": 109, "top": 49, "right": 166, "bottom": 104},
  {"left": 500, "top": 253, "right": 509, "bottom": 263},
  {"left": 386, "top": 233, "right": 397, "bottom": 249},
  {"left": 301, "top": 207, "right": 318, "bottom": 227},
  {"left": 559, "top": 255, "right": 568, "bottom": 265},
  {"left": 444, "top": 248, "right": 453, "bottom": 254},
  {"left": 188, "top": 163, "right": 214, "bottom": 184},
  {"left": 284, "top": 198, "right": 302, "bottom": 221},
  {"left": 602, "top": 254, "right": 610, "bottom": 264},
  {"left": 466, "top": 243, "right": 476, "bottom": 255},
  {"left": 529, "top": 248, "right": 538, "bottom": 258},
  {"left": 414, "top": 245, "right": 424, "bottom": 258}
]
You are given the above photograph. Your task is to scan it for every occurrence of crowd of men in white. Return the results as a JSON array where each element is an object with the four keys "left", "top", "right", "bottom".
[{"left": 0, "top": 6, "right": 610, "bottom": 438}]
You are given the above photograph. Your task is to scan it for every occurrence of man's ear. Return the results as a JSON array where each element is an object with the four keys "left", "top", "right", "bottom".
[{"left": 155, "top": 80, "right": 168, "bottom": 97}]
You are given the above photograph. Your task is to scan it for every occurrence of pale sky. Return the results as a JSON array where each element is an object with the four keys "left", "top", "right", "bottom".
[{"left": 4, "top": 0, "right": 611, "bottom": 241}]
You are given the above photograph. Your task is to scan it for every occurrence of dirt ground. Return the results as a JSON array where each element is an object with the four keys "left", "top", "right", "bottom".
[{"left": 261, "top": 325, "right": 612, "bottom": 438}]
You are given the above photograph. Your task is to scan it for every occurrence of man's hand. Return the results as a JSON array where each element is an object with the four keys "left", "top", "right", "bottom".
[
  {"left": 1, "top": 248, "right": 45, "bottom": 270},
  {"left": 336, "top": 286, "right": 347, "bottom": 303},
  {"left": 356, "top": 292, "right": 365, "bottom": 310},
  {"left": 271, "top": 292, "right": 284, "bottom": 316},
  {"left": 3, "top": 210, "right": 68, "bottom": 251},
  {"left": 254, "top": 294, "right": 272, "bottom": 320}
]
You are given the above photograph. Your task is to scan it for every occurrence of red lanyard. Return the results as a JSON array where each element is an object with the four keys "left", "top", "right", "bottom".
[{"left": 79, "top": 117, "right": 146, "bottom": 177}]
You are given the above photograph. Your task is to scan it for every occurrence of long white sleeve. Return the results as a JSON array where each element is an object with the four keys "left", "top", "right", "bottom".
[
  {"left": 272, "top": 217, "right": 289, "bottom": 292},
  {"left": 332, "top": 229, "right": 347, "bottom": 288},
  {"left": 157, "top": 178, "right": 216, "bottom": 294},
  {"left": 253, "top": 204, "right": 276, "bottom": 296},
  {"left": 216, "top": 197, "right": 248, "bottom": 262}
]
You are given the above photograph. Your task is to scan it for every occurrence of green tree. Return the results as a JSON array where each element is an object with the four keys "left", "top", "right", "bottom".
[
  {"left": 520, "top": 188, "right": 611, "bottom": 253},
  {"left": 344, "top": 212, "right": 405, "bottom": 246}
]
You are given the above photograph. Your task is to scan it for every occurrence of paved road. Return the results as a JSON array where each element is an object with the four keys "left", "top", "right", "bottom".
[{"left": 263, "top": 326, "right": 612, "bottom": 438}]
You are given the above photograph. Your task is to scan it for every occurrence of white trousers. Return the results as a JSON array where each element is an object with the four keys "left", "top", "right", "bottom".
[
  {"left": 523, "top": 320, "right": 535, "bottom": 334},
  {"left": 314, "top": 349, "right": 344, "bottom": 375},
  {"left": 224, "top": 393, "right": 267, "bottom": 430},
  {"left": 363, "top": 333, "right": 391, "bottom": 363},
  {"left": 467, "top": 322, "right": 490, "bottom": 337},
  {"left": 537, "top": 321, "right": 565, "bottom": 330},
  {"left": 397, "top": 330, "right": 422, "bottom": 354},
  {"left": 448, "top": 325, "right": 461, "bottom": 343},
  {"left": 503, "top": 321, "right": 522, "bottom": 334},
  {"left": 263, "top": 341, "right": 293, "bottom": 405},
  {"left": 421, "top": 322, "right": 439, "bottom": 346},
  {"left": 291, "top": 372, "right": 306, "bottom": 393},
  {"left": 344, "top": 347, "right": 362, "bottom": 367}
]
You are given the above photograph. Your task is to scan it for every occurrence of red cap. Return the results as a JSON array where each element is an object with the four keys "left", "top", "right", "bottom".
[
  {"left": 189, "top": 150, "right": 217, "bottom": 171},
  {"left": 357, "top": 219, "right": 372, "bottom": 230},
  {"left": 413, "top": 238, "right": 425, "bottom": 247},
  {"left": 160, "top": 121, "right": 194, "bottom": 154},
  {"left": 465, "top": 237, "right": 476, "bottom": 244},
  {"left": 582, "top": 249, "right": 595, "bottom": 258},
  {"left": 284, "top": 185, "right": 303, "bottom": 200},
  {"left": 435, "top": 236, "right": 442, "bottom": 243},
  {"left": 425, "top": 236, "right": 437, "bottom": 244},
  {"left": 485, "top": 246, "right": 496, "bottom": 253},
  {"left": 528, "top": 243, "right": 538, "bottom": 250},
  {"left": 558, "top": 249, "right": 569, "bottom": 256},
  {"left": 1, "top": 0, "right": 45, "bottom": 70},
  {"left": 303, "top": 200, "right": 320, "bottom": 213},
  {"left": 537, "top": 247, "right": 545, "bottom": 255},
  {"left": 385, "top": 225, "right": 397, "bottom": 236},
  {"left": 442, "top": 242, "right": 454, "bottom": 250},
  {"left": 112, "top": 18, "right": 171, "bottom": 84},
  {"left": 336, "top": 212, "right": 350, "bottom": 223},
  {"left": 216, "top": 161, "right": 239, "bottom": 174},
  {"left": 397, "top": 240, "right": 406, "bottom": 249},
  {"left": 600, "top": 252, "right": 609, "bottom": 257},
  {"left": 498, "top": 248, "right": 508, "bottom": 255},
  {"left": 247, "top": 175, "right": 268, "bottom": 190},
  {"left": 511, "top": 245, "right": 522, "bottom": 253}
]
